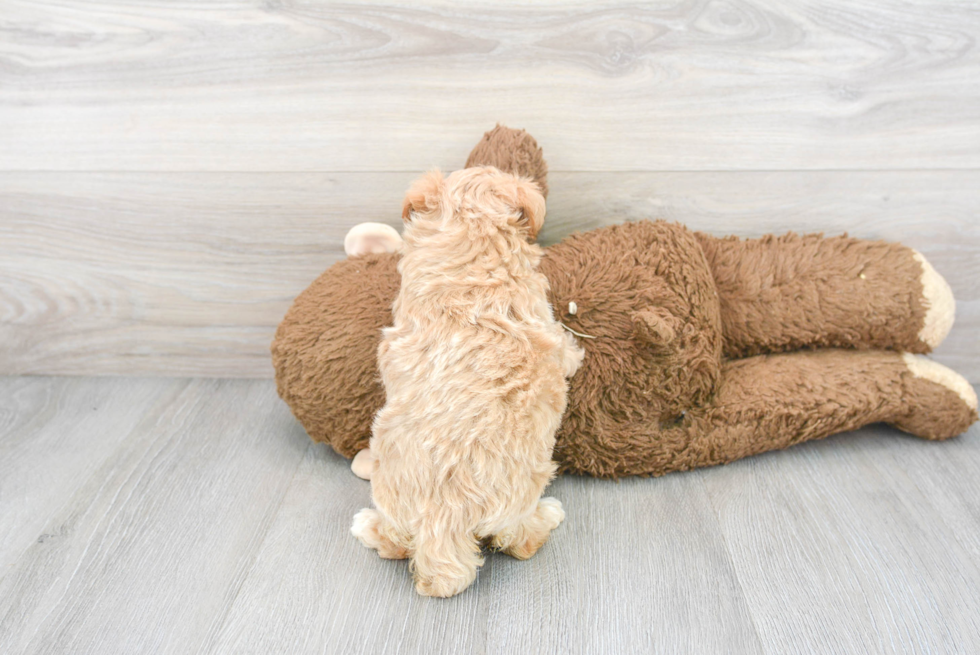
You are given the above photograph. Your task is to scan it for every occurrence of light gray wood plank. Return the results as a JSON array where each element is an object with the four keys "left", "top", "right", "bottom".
[
  {"left": 0, "top": 378, "right": 309, "bottom": 655},
  {"left": 2, "top": 171, "right": 977, "bottom": 379},
  {"left": 847, "top": 413, "right": 980, "bottom": 565},
  {"left": 0, "top": 376, "right": 179, "bottom": 571},
  {"left": 210, "top": 402, "right": 980, "bottom": 655},
  {"left": 482, "top": 474, "right": 764, "bottom": 654},
  {"left": 1, "top": 376, "right": 979, "bottom": 653},
  {"left": 206, "top": 442, "right": 490, "bottom": 655},
  {"left": 209, "top": 442, "right": 761, "bottom": 655},
  {"left": 700, "top": 416, "right": 980, "bottom": 654},
  {"left": 0, "top": 171, "right": 398, "bottom": 378},
  {"left": 2, "top": 1, "right": 979, "bottom": 172}
]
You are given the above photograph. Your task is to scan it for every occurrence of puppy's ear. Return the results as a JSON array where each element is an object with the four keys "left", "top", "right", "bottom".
[
  {"left": 402, "top": 170, "right": 444, "bottom": 222},
  {"left": 514, "top": 180, "right": 546, "bottom": 240}
]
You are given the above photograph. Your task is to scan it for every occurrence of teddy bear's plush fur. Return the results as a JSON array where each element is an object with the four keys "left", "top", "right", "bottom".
[{"left": 272, "top": 126, "right": 977, "bottom": 478}]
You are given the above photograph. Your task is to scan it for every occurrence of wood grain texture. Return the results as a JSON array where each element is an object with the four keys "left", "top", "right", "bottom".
[
  {"left": 2, "top": 2, "right": 977, "bottom": 647},
  {"left": 2, "top": 1, "right": 977, "bottom": 378},
  {"left": 481, "top": 474, "right": 764, "bottom": 654},
  {"left": 207, "top": 443, "right": 492, "bottom": 655},
  {"left": 212, "top": 450, "right": 764, "bottom": 654},
  {"left": 1, "top": 1, "right": 979, "bottom": 172},
  {"left": 0, "top": 172, "right": 398, "bottom": 377},
  {"left": 700, "top": 428, "right": 980, "bottom": 654},
  {"left": 2, "top": 171, "right": 977, "bottom": 379},
  {"left": 0, "top": 378, "right": 309, "bottom": 655},
  {"left": 1, "top": 377, "right": 979, "bottom": 654},
  {"left": 0, "top": 376, "right": 178, "bottom": 571}
]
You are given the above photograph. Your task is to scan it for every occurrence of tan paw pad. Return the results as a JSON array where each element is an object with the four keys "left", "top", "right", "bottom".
[
  {"left": 903, "top": 353, "right": 977, "bottom": 412},
  {"left": 912, "top": 251, "right": 955, "bottom": 349}
]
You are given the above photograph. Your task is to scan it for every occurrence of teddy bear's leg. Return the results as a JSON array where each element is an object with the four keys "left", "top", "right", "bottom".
[
  {"left": 695, "top": 232, "right": 955, "bottom": 358},
  {"left": 344, "top": 222, "right": 403, "bottom": 257},
  {"left": 490, "top": 497, "right": 566, "bottom": 560},
  {"left": 666, "top": 350, "right": 977, "bottom": 473},
  {"left": 350, "top": 508, "right": 410, "bottom": 560}
]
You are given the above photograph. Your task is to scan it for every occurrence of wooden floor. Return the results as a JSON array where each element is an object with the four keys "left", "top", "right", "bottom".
[{"left": 1, "top": 375, "right": 978, "bottom": 654}]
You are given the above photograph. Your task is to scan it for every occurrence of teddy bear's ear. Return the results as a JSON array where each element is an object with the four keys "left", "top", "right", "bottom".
[
  {"left": 514, "top": 179, "right": 546, "bottom": 240},
  {"left": 402, "top": 170, "right": 445, "bottom": 222},
  {"left": 631, "top": 307, "right": 681, "bottom": 355}
]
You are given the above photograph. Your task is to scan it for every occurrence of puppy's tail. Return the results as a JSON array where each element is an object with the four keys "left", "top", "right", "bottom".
[{"left": 411, "top": 509, "right": 483, "bottom": 598}]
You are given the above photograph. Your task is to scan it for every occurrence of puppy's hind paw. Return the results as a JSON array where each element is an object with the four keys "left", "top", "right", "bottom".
[
  {"left": 493, "top": 497, "right": 566, "bottom": 561},
  {"left": 351, "top": 508, "right": 409, "bottom": 560},
  {"left": 351, "top": 508, "right": 381, "bottom": 546},
  {"left": 537, "top": 497, "right": 565, "bottom": 530}
]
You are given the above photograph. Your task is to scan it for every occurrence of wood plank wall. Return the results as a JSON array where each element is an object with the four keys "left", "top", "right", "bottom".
[{"left": 2, "top": 1, "right": 978, "bottom": 379}]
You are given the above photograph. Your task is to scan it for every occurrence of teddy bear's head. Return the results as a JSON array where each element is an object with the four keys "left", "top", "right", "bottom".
[{"left": 271, "top": 127, "right": 726, "bottom": 476}]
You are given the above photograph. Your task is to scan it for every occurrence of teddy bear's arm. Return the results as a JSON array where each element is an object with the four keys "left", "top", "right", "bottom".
[{"left": 695, "top": 232, "right": 954, "bottom": 358}]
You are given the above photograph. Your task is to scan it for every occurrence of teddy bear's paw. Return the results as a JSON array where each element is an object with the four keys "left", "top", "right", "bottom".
[
  {"left": 903, "top": 353, "right": 977, "bottom": 411},
  {"left": 351, "top": 447, "right": 378, "bottom": 480},
  {"left": 912, "top": 251, "right": 955, "bottom": 350},
  {"left": 892, "top": 353, "right": 978, "bottom": 440},
  {"left": 344, "top": 222, "right": 403, "bottom": 257}
]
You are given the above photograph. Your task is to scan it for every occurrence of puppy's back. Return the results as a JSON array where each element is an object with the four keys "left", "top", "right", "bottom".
[{"left": 359, "top": 167, "right": 568, "bottom": 597}]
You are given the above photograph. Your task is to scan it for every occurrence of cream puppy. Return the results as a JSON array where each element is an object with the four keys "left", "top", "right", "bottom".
[{"left": 351, "top": 166, "right": 583, "bottom": 597}]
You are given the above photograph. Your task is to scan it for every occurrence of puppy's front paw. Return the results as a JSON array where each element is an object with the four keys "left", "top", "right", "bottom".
[
  {"left": 351, "top": 448, "right": 378, "bottom": 480},
  {"left": 562, "top": 332, "right": 585, "bottom": 378}
]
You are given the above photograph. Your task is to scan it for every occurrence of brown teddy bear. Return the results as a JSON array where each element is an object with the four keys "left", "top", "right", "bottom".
[{"left": 272, "top": 126, "right": 977, "bottom": 479}]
